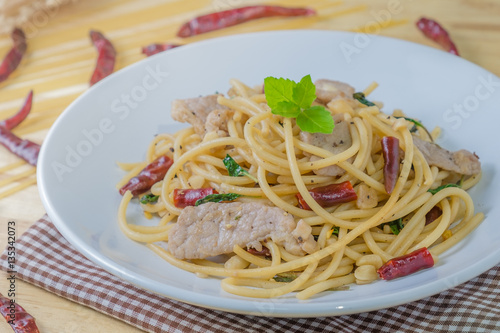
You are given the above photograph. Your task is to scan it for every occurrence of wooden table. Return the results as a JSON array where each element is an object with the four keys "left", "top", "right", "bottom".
[{"left": 0, "top": 0, "right": 498, "bottom": 331}]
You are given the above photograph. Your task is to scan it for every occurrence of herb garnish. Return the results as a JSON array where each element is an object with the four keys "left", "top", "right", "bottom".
[
  {"left": 428, "top": 183, "right": 461, "bottom": 195},
  {"left": 195, "top": 193, "right": 242, "bottom": 206},
  {"left": 264, "top": 75, "right": 334, "bottom": 134},
  {"left": 273, "top": 272, "right": 298, "bottom": 282},
  {"left": 353, "top": 92, "right": 375, "bottom": 106},
  {"left": 223, "top": 154, "right": 258, "bottom": 182},
  {"left": 140, "top": 193, "right": 159, "bottom": 204},
  {"left": 381, "top": 218, "right": 404, "bottom": 235},
  {"left": 395, "top": 116, "right": 434, "bottom": 142}
]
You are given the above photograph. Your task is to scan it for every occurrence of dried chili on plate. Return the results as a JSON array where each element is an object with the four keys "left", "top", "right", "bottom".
[
  {"left": 89, "top": 30, "right": 116, "bottom": 85},
  {"left": 177, "top": 5, "right": 316, "bottom": 37},
  {"left": 381, "top": 136, "right": 400, "bottom": 194},
  {"left": 0, "top": 28, "right": 27, "bottom": 83},
  {"left": 416, "top": 17, "right": 459, "bottom": 56},
  {"left": 296, "top": 181, "right": 357, "bottom": 210},
  {"left": 377, "top": 247, "right": 435, "bottom": 280},
  {"left": 173, "top": 188, "right": 218, "bottom": 208},
  {"left": 119, "top": 155, "right": 173, "bottom": 196}
]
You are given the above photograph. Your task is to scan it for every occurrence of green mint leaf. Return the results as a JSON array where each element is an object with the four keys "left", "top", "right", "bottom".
[
  {"left": 140, "top": 193, "right": 159, "bottom": 204},
  {"left": 223, "top": 154, "right": 258, "bottom": 182},
  {"left": 428, "top": 183, "right": 460, "bottom": 195},
  {"left": 195, "top": 193, "right": 242, "bottom": 206},
  {"left": 296, "top": 106, "right": 335, "bottom": 134},
  {"left": 292, "top": 74, "right": 316, "bottom": 109},
  {"left": 264, "top": 77, "right": 296, "bottom": 109},
  {"left": 353, "top": 92, "right": 375, "bottom": 106},
  {"left": 273, "top": 101, "right": 301, "bottom": 118}
]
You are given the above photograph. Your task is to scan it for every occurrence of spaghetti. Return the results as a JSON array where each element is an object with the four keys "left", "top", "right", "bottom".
[{"left": 117, "top": 78, "right": 483, "bottom": 299}]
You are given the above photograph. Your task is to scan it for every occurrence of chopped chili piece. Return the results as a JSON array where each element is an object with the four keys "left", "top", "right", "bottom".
[
  {"left": 89, "top": 30, "right": 116, "bottom": 85},
  {"left": 173, "top": 188, "right": 218, "bottom": 208},
  {"left": 425, "top": 206, "right": 443, "bottom": 225},
  {"left": 0, "top": 90, "right": 33, "bottom": 130},
  {"left": 377, "top": 247, "right": 435, "bottom": 280},
  {"left": 0, "top": 28, "right": 27, "bottom": 83},
  {"left": 416, "top": 17, "right": 459, "bottom": 56},
  {"left": 247, "top": 246, "right": 271, "bottom": 257},
  {"left": 177, "top": 5, "right": 316, "bottom": 37},
  {"left": 381, "top": 136, "right": 400, "bottom": 194},
  {"left": 0, "top": 126, "right": 40, "bottom": 166},
  {"left": 297, "top": 181, "right": 357, "bottom": 210},
  {"left": 0, "top": 293, "right": 40, "bottom": 333},
  {"left": 142, "top": 43, "right": 181, "bottom": 57},
  {"left": 119, "top": 155, "right": 173, "bottom": 196}
]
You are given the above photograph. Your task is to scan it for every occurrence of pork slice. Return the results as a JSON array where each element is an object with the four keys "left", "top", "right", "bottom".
[
  {"left": 300, "top": 114, "right": 353, "bottom": 176},
  {"left": 205, "top": 108, "right": 231, "bottom": 137},
  {"left": 412, "top": 136, "right": 480, "bottom": 175},
  {"left": 315, "top": 79, "right": 355, "bottom": 105},
  {"left": 171, "top": 95, "right": 228, "bottom": 136},
  {"left": 168, "top": 202, "right": 317, "bottom": 259}
]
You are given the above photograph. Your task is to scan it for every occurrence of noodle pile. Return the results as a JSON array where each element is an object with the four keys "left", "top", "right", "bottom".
[{"left": 117, "top": 79, "right": 483, "bottom": 299}]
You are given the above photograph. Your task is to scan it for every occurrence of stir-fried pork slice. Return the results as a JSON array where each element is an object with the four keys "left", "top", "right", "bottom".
[
  {"left": 205, "top": 108, "right": 231, "bottom": 137},
  {"left": 300, "top": 114, "right": 353, "bottom": 176},
  {"left": 413, "top": 136, "right": 480, "bottom": 175},
  {"left": 168, "top": 202, "right": 318, "bottom": 259},
  {"left": 171, "top": 95, "right": 228, "bottom": 136},
  {"left": 315, "top": 79, "right": 355, "bottom": 105}
]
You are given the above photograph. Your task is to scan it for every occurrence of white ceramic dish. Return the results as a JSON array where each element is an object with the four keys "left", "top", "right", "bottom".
[{"left": 38, "top": 30, "right": 500, "bottom": 317}]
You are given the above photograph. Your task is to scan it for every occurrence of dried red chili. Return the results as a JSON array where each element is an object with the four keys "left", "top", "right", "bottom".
[
  {"left": 381, "top": 136, "right": 400, "bottom": 194},
  {"left": 416, "top": 17, "right": 459, "bottom": 56},
  {"left": 297, "top": 181, "right": 357, "bottom": 210},
  {"left": 142, "top": 43, "right": 181, "bottom": 57},
  {"left": 247, "top": 246, "right": 271, "bottom": 257},
  {"left": 0, "top": 90, "right": 33, "bottom": 130},
  {"left": 177, "top": 5, "right": 316, "bottom": 37},
  {"left": 89, "top": 30, "right": 116, "bottom": 85},
  {"left": 0, "top": 126, "right": 40, "bottom": 166},
  {"left": 173, "top": 188, "right": 218, "bottom": 208},
  {"left": 425, "top": 206, "right": 443, "bottom": 225},
  {"left": 377, "top": 247, "right": 435, "bottom": 280},
  {"left": 0, "top": 293, "right": 40, "bottom": 333},
  {"left": 119, "top": 155, "right": 173, "bottom": 196},
  {"left": 0, "top": 28, "right": 27, "bottom": 83}
]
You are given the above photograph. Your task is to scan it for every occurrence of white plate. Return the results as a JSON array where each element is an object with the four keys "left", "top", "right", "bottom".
[{"left": 38, "top": 30, "right": 500, "bottom": 317}]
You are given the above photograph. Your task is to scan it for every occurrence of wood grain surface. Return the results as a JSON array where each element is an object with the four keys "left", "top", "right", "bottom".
[{"left": 0, "top": 0, "right": 499, "bottom": 331}]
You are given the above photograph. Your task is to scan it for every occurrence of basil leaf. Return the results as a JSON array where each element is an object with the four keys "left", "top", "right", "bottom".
[
  {"left": 140, "top": 193, "right": 159, "bottom": 204},
  {"left": 195, "top": 193, "right": 242, "bottom": 206},
  {"left": 380, "top": 218, "right": 404, "bottom": 235},
  {"left": 223, "top": 154, "right": 257, "bottom": 182},
  {"left": 428, "top": 183, "right": 460, "bottom": 195},
  {"left": 353, "top": 92, "right": 375, "bottom": 106},
  {"left": 395, "top": 116, "right": 434, "bottom": 142},
  {"left": 296, "top": 106, "right": 335, "bottom": 134}
]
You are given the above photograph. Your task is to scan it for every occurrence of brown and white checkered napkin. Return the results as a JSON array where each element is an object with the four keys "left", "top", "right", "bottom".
[{"left": 1, "top": 215, "right": 499, "bottom": 333}]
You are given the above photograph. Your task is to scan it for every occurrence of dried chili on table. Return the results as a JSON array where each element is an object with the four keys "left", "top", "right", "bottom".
[
  {"left": 142, "top": 43, "right": 181, "bottom": 57},
  {"left": 377, "top": 247, "right": 435, "bottom": 280},
  {"left": 173, "top": 188, "right": 218, "bottom": 208},
  {"left": 0, "top": 126, "right": 40, "bottom": 166},
  {"left": 89, "top": 30, "right": 116, "bottom": 86},
  {"left": 119, "top": 155, "right": 173, "bottom": 196},
  {"left": 416, "top": 17, "right": 459, "bottom": 56},
  {"left": 0, "top": 28, "right": 27, "bottom": 83},
  {"left": 381, "top": 136, "right": 400, "bottom": 194},
  {"left": 0, "top": 90, "right": 33, "bottom": 130},
  {"left": 0, "top": 293, "right": 40, "bottom": 333},
  {"left": 297, "top": 181, "right": 357, "bottom": 210},
  {"left": 177, "top": 5, "right": 316, "bottom": 37}
]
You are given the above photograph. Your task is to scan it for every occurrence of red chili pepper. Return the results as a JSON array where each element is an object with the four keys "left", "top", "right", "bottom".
[
  {"left": 0, "top": 293, "right": 40, "bottom": 333},
  {"left": 416, "top": 17, "right": 459, "bottom": 56},
  {"left": 89, "top": 30, "right": 116, "bottom": 86},
  {"left": 0, "top": 126, "right": 40, "bottom": 166},
  {"left": 425, "top": 206, "right": 443, "bottom": 225},
  {"left": 119, "top": 155, "right": 173, "bottom": 196},
  {"left": 0, "top": 90, "right": 33, "bottom": 130},
  {"left": 142, "top": 43, "right": 181, "bottom": 57},
  {"left": 0, "top": 28, "right": 27, "bottom": 83},
  {"left": 296, "top": 181, "right": 357, "bottom": 210},
  {"left": 382, "top": 136, "right": 400, "bottom": 194},
  {"left": 173, "top": 188, "right": 218, "bottom": 208},
  {"left": 177, "top": 5, "right": 316, "bottom": 38},
  {"left": 247, "top": 246, "right": 271, "bottom": 257},
  {"left": 377, "top": 247, "right": 435, "bottom": 280}
]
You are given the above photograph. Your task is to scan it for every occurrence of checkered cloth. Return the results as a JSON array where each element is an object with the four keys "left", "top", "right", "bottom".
[{"left": 1, "top": 215, "right": 499, "bottom": 332}]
